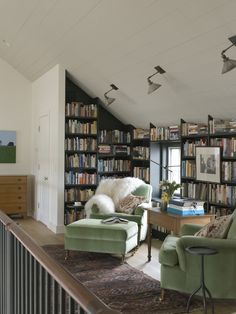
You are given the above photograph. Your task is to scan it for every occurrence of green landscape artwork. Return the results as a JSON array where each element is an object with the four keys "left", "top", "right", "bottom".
[{"left": 0, "top": 131, "right": 16, "bottom": 163}]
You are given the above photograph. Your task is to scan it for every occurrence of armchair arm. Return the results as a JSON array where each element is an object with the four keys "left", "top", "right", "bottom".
[
  {"left": 180, "top": 224, "right": 204, "bottom": 236},
  {"left": 176, "top": 236, "right": 236, "bottom": 271}
]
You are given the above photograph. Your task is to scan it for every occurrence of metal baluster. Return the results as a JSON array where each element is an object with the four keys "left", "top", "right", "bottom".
[
  {"left": 29, "top": 254, "right": 34, "bottom": 314},
  {"left": 20, "top": 245, "right": 25, "bottom": 314},
  {"left": 52, "top": 279, "right": 59, "bottom": 314},
  {"left": 3, "top": 225, "right": 6, "bottom": 314},
  {"left": 68, "top": 297, "right": 75, "bottom": 314},
  {"left": 0, "top": 223, "right": 4, "bottom": 314},
  {"left": 13, "top": 237, "right": 17, "bottom": 314},
  {"left": 59, "top": 286, "right": 66, "bottom": 314},
  {"left": 79, "top": 307, "right": 86, "bottom": 314},
  {"left": 25, "top": 251, "right": 29, "bottom": 314},
  {"left": 16, "top": 240, "right": 20, "bottom": 314},
  {"left": 45, "top": 272, "right": 51, "bottom": 314},
  {"left": 39, "top": 265, "right": 45, "bottom": 314},
  {"left": 6, "top": 230, "right": 14, "bottom": 314},
  {"left": 34, "top": 259, "right": 39, "bottom": 314}
]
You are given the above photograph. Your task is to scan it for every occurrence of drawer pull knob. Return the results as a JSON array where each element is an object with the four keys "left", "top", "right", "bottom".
[
  {"left": 18, "top": 197, "right": 22, "bottom": 199},
  {"left": 18, "top": 187, "right": 22, "bottom": 190}
]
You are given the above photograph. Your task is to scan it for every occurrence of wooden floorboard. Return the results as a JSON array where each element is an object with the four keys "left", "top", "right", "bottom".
[{"left": 16, "top": 217, "right": 236, "bottom": 314}]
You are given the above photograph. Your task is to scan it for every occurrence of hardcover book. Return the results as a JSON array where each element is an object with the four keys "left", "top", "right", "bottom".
[{"left": 101, "top": 217, "right": 129, "bottom": 224}]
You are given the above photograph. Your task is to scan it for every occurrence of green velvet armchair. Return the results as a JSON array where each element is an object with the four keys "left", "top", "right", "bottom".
[
  {"left": 89, "top": 183, "right": 152, "bottom": 242},
  {"left": 159, "top": 210, "right": 236, "bottom": 299}
]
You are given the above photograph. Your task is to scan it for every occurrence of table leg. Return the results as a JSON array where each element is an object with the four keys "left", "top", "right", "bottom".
[{"left": 147, "top": 223, "right": 152, "bottom": 262}]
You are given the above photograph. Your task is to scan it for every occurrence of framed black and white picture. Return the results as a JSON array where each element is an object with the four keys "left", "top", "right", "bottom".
[{"left": 196, "top": 146, "right": 221, "bottom": 183}]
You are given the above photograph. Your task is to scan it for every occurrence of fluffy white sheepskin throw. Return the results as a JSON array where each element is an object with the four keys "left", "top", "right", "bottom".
[
  {"left": 95, "top": 177, "right": 145, "bottom": 208},
  {"left": 84, "top": 194, "right": 115, "bottom": 217}
]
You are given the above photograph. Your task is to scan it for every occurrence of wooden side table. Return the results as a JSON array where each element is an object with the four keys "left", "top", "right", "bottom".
[{"left": 147, "top": 208, "right": 215, "bottom": 261}]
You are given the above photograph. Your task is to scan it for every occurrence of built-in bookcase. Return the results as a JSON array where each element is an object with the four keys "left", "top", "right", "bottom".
[
  {"left": 180, "top": 118, "right": 209, "bottom": 204},
  {"left": 97, "top": 129, "right": 131, "bottom": 181},
  {"left": 64, "top": 77, "right": 132, "bottom": 224},
  {"left": 180, "top": 115, "right": 236, "bottom": 216},
  {"left": 64, "top": 99, "right": 98, "bottom": 224},
  {"left": 131, "top": 128, "right": 150, "bottom": 183},
  {"left": 208, "top": 115, "right": 236, "bottom": 215}
]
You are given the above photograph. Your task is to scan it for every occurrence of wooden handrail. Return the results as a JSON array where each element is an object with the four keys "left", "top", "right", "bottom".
[{"left": 0, "top": 211, "right": 119, "bottom": 314}]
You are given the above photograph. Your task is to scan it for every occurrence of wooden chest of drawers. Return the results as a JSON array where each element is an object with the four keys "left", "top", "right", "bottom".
[{"left": 0, "top": 175, "right": 28, "bottom": 216}]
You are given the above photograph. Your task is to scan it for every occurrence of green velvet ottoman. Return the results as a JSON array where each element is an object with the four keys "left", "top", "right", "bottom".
[{"left": 64, "top": 218, "right": 138, "bottom": 261}]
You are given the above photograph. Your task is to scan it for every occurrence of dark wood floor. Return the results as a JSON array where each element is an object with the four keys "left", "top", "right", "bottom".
[{"left": 17, "top": 217, "right": 236, "bottom": 314}]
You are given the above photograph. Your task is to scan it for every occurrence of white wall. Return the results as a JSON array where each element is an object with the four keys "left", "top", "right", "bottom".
[
  {"left": 0, "top": 57, "right": 32, "bottom": 174},
  {"left": 32, "top": 65, "right": 65, "bottom": 233}
]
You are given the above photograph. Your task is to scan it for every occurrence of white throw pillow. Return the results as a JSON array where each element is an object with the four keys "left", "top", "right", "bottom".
[{"left": 84, "top": 194, "right": 115, "bottom": 217}]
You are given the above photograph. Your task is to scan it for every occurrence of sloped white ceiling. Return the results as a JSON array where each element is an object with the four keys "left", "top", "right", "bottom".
[{"left": 0, "top": 0, "right": 236, "bottom": 127}]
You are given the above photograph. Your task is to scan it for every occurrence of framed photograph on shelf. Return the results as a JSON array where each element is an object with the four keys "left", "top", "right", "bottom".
[{"left": 196, "top": 146, "right": 221, "bottom": 183}]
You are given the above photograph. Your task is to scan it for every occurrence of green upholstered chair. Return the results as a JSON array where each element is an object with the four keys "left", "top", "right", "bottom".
[
  {"left": 90, "top": 183, "right": 152, "bottom": 243},
  {"left": 159, "top": 210, "right": 236, "bottom": 299}
]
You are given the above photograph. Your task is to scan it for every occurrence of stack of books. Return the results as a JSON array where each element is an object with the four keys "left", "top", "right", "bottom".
[{"left": 167, "top": 198, "right": 205, "bottom": 216}]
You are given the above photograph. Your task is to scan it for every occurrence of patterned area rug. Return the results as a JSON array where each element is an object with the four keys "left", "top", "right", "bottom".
[{"left": 42, "top": 244, "right": 201, "bottom": 314}]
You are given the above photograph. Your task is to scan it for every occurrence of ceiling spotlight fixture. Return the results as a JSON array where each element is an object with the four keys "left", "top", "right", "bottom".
[
  {"left": 221, "top": 35, "right": 236, "bottom": 74},
  {"left": 147, "top": 65, "right": 166, "bottom": 94},
  {"left": 104, "top": 84, "right": 119, "bottom": 106}
]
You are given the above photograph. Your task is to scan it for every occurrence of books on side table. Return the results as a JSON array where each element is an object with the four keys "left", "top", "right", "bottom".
[{"left": 167, "top": 198, "right": 205, "bottom": 216}]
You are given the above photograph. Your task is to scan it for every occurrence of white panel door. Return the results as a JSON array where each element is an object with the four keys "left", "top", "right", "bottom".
[{"left": 37, "top": 114, "right": 50, "bottom": 225}]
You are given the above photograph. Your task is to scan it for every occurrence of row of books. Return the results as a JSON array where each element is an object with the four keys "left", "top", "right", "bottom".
[
  {"left": 222, "top": 161, "right": 236, "bottom": 182},
  {"left": 97, "top": 159, "right": 131, "bottom": 172},
  {"left": 65, "top": 154, "right": 96, "bottom": 168},
  {"left": 99, "top": 130, "right": 131, "bottom": 144},
  {"left": 133, "top": 128, "right": 150, "bottom": 139},
  {"left": 209, "top": 119, "right": 236, "bottom": 134},
  {"left": 65, "top": 102, "right": 97, "bottom": 118},
  {"left": 181, "top": 122, "right": 208, "bottom": 136},
  {"left": 182, "top": 138, "right": 207, "bottom": 157},
  {"left": 65, "top": 120, "right": 97, "bottom": 135},
  {"left": 181, "top": 182, "right": 208, "bottom": 200},
  {"left": 209, "top": 184, "right": 236, "bottom": 206},
  {"left": 65, "top": 137, "right": 97, "bottom": 151},
  {"left": 65, "top": 119, "right": 97, "bottom": 134},
  {"left": 64, "top": 208, "right": 85, "bottom": 225},
  {"left": 65, "top": 188, "right": 95, "bottom": 202},
  {"left": 65, "top": 172, "right": 97, "bottom": 185},
  {"left": 132, "top": 146, "right": 149, "bottom": 160},
  {"left": 133, "top": 167, "right": 150, "bottom": 182},
  {"left": 181, "top": 160, "right": 196, "bottom": 178},
  {"left": 98, "top": 144, "right": 130, "bottom": 155},
  {"left": 150, "top": 125, "right": 180, "bottom": 141},
  {"left": 209, "top": 207, "right": 233, "bottom": 216},
  {"left": 210, "top": 138, "right": 236, "bottom": 157}
]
